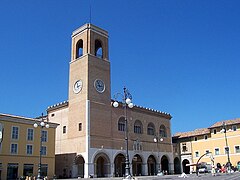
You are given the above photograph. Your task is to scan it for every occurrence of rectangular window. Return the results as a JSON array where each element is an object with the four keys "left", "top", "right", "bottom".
[
  {"left": 215, "top": 148, "right": 220, "bottom": 155},
  {"left": 26, "top": 145, "right": 33, "bottom": 155},
  {"left": 134, "top": 126, "right": 142, "bottom": 134},
  {"left": 194, "top": 137, "right": 197, "bottom": 141},
  {"left": 182, "top": 143, "right": 187, "bottom": 152},
  {"left": 147, "top": 127, "right": 154, "bottom": 135},
  {"left": 213, "top": 129, "right": 217, "bottom": 134},
  {"left": 63, "top": 126, "right": 66, "bottom": 134},
  {"left": 11, "top": 126, "right": 19, "bottom": 140},
  {"left": 11, "top": 143, "right": 18, "bottom": 154},
  {"left": 204, "top": 135, "right": 208, "bottom": 140},
  {"left": 233, "top": 125, "right": 237, "bottom": 131},
  {"left": 41, "top": 164, "right": 48, "bottom": 177},
  {"left": 79, "top": 123, "right": 82, "bottom": 131},
  {"left": 195, "top": 151, "right": 199, "bottom": 157},
  {"left": 118, "top": 122, "right": 125, "bottom": 131},
  {"left": 41, "top": 130, "right": 48, "bottom": 142},
  {"left": 27, "top": 128, "right": 34, "bottom": 141},
  {"left": 41, "top": 146, "right": 47, "bottom": 156},
  {"left": 23, "top": 164, "right": 34, "bottom": 176},
  {"left": 235, "top": 146, "right": 240, "bottom": 153},
  {"left": 7, "top": 163, "right": 18, "bottom": 179},
  {"left": 174, "top": 146, "right": 178, "bottom": 153},
  {"left": 225, "top": 146, "right": 230, "bottom": 154},
  {"left": 133, "top": 140, "right": 142, "bottom": 151}
]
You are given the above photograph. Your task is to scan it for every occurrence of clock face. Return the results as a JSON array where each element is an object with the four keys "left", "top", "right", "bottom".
[
  {"left": 73, "top": 80, "right": 83, "bottom": 94},
  {"left": 94, "top": 79, "right": 105, "bottom": 93}
]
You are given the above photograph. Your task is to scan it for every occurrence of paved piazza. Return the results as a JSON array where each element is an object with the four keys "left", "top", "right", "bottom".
[{"left": 59, "top": 172, "right": 240, "bottom": 180}]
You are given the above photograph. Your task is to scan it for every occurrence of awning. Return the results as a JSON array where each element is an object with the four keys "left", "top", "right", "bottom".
[{"left": 186, "top": 163, "right": 197, "bottom": 167}]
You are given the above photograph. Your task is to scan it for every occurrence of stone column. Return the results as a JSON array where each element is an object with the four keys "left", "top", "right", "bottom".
[
  {"left": 169, "top": 162, "right": 174, "bottom": 174},
  {"left": 143, "top": 163, "right": 148, "bottom": 176},
  {"left": 84, "top": 162, "right": 94, "bottom": 178}
]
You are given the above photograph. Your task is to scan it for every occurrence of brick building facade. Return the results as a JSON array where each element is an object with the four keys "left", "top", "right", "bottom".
[{"left": 48, "top": 23, "right": 174, "bottom": 178}]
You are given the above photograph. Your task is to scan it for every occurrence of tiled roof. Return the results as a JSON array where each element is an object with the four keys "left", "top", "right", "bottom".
[
  {"left": 173, "top": 128, "right": 210, "bottom": 138},
  {"left": 0, "top": 113, "right": 59, "bottom": 127},
  {"left": 173, "top": 117, "right": 240, "bottom": 139},
  {"left": 210, "top": 118, "right": 240, "bottom": 128},
  {"left": 0, "top": 113, "right": 34, "bottom": 121}
]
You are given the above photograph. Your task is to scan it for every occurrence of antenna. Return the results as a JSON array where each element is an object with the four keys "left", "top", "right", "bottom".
[{"left": 89, "top": 1, "right": 92, "bottom": 24}]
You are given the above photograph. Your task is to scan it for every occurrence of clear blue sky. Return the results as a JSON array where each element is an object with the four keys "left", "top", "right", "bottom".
[{"left": 0, "top": 0, "right": 240, "bottom": 134}]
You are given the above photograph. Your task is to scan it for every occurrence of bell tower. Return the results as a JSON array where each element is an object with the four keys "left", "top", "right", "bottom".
[
  {"left": 67, "top": 24, "right": 111, "bottom": 151},
  {"left": 69, "top": 23, "right": 110, "bottom": 104}
]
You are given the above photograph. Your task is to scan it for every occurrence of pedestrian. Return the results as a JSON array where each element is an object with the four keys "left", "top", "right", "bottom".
[
  {"left": 211, "top": 165, "right": 216, "bottom": 176},
  {"left": 221, "top": 164, "right": 226, "bottom": 173}
]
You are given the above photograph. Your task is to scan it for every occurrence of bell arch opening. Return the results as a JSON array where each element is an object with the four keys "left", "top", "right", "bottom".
[
  {"left": 76, "top": 39, "right": 83, "bottom": 58},
  {"left": 95, "top": 39, "right": 103, "bottom": 58}
]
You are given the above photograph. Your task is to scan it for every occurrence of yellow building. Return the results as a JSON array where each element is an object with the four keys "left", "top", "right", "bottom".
[
  {"left": 0, "top": 113, "right": 58, "bottom": 179},
  {"left": 173, "top": 118, "right": 240, "bottom": 173}
]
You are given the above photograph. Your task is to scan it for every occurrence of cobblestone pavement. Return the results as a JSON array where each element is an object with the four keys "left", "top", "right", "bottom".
[{"left": 58, "top": 172, "right": 240, "bottom": 180}]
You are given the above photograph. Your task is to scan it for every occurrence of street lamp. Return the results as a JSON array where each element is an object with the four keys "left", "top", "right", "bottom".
[
  {"left": 113, "top": 87, "right": 133, "bottom": 180},
  {"left": 33, "top": 113, "right": 49, "bottom": 180},
  {"left": 220, "top": 122, "right": 231, "bottom": 173},
  {"left": 153, "top": 134, "right": 163, "bottom": 176}
]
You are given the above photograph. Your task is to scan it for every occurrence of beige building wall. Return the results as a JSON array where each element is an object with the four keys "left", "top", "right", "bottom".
[
  {"left": 192, "top": 125, "right": 240, "bottom": 167},
  {"left": 0, "top": 113, "right": 58, "bottom": 179},
  {"left": 47, "top": 103, "right": 71, "bottom": 154},
  {"left": 173, "top": 119, "right": 240, "bottom": 173}
]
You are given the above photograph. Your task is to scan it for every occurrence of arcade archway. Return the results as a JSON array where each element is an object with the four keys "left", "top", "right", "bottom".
[
  {"left": 147, "top": 155, "right": 156, "bottom": 175},
  {"left": 161, "top": 155, "right": 169, "bottom": 174},
  {"left": 174, "top": 157, "right": 181, "bottom": 174},
  {"left": 114, "top": 153, "right": 125, "bottom": 177},
  {"left": 94, "top": 153, "right": 110, "bottom": 177},
  {"left": 182, "top": 159, "right": 190, "bottom": 174},
  {"left": 132, "top": 154, "right": 142, "bottom": 176},
  {"left": 74, "top": 155, "right": 85, "bottom": 178}
]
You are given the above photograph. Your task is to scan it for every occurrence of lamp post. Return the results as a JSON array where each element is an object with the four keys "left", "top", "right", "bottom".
[
  {"left": 113, "top": 87, "right": 134, "bottom": 180},
  {"left": 153, "top": 134, "right": 163, "bottom": 176},
  {"left": 220, "top": 122, "right": 231, "bottom": 173},
  {"left": 33, "top": 113, "right": 49, "bottom": 180}
]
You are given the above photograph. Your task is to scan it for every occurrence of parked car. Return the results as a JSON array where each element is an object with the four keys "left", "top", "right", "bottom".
[
  {"left": 198, "top": 167, "right": 208, "bottom": 173},
  {"left": 198, "top": 163, "right": 212, "bottom": 173}
]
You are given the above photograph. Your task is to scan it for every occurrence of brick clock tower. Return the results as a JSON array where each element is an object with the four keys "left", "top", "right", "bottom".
[
  {"left": 68, "top": 24, "right": 111, "bottom": 177},
  {"left": 49, "top": 23, "right": 173, "bottom": 178}
]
